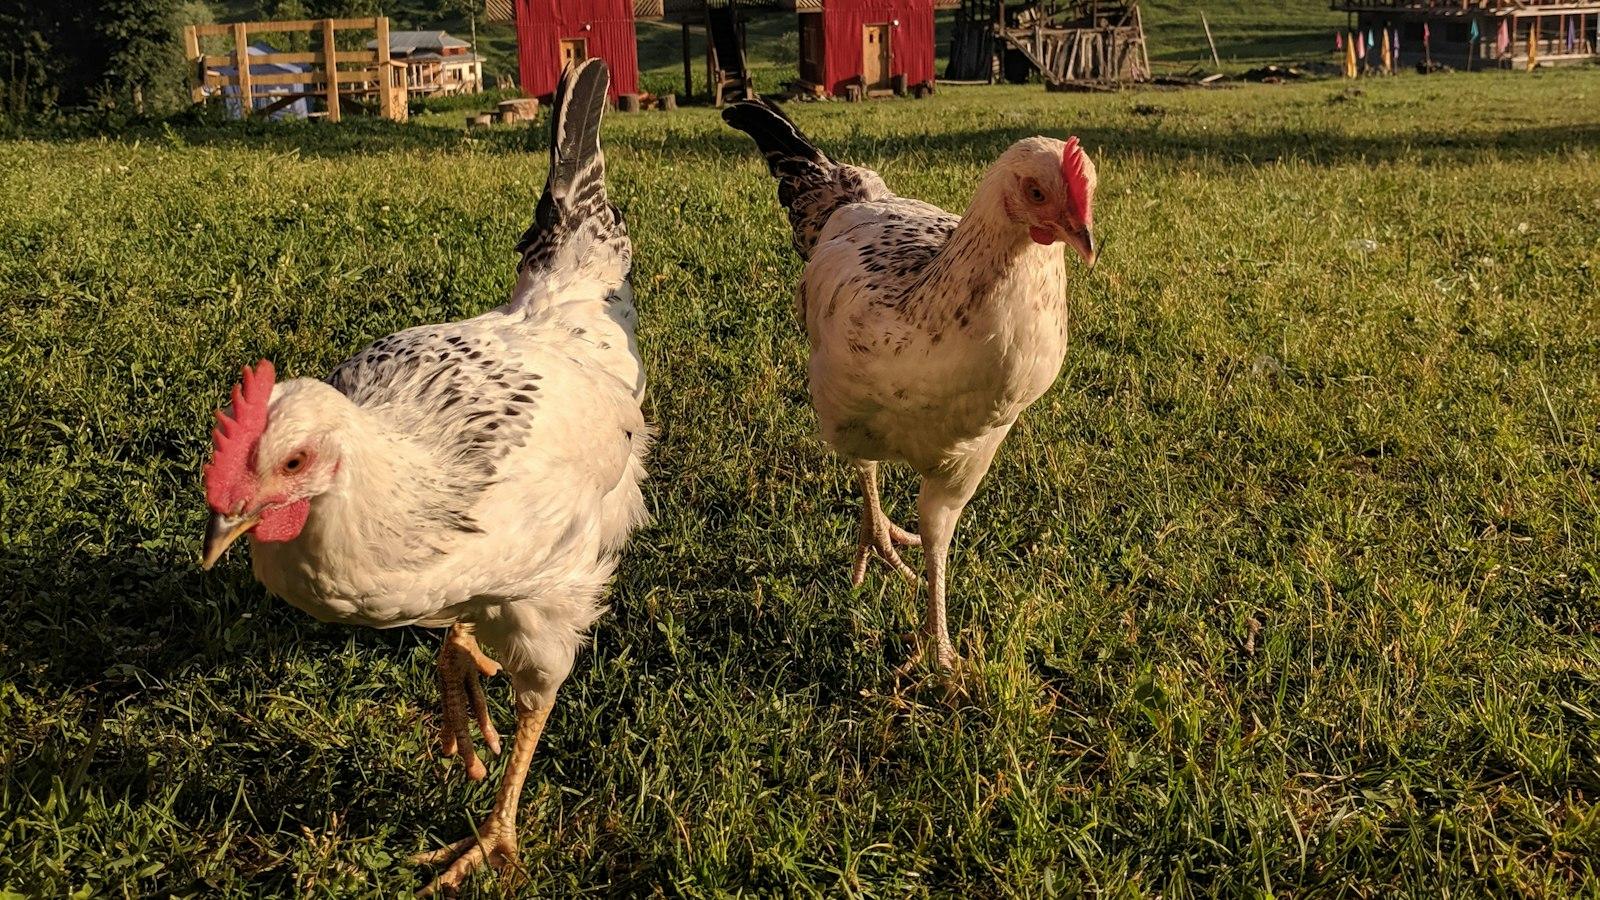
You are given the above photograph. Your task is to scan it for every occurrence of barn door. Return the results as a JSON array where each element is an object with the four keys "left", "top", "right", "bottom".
[
  {"left": 560, "top": 38, "right": 587, "bottom": 70},
  {"left": 862, "top": 24, "right": 891, "bottom": 90}
]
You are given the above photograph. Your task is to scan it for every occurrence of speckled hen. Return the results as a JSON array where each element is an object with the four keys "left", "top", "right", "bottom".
[
  {"left": 199, "top": 60, "right": 647, "bottom": 894},
  {"left": 723, "top": 99, "right": 1097, "bottom": 673}
]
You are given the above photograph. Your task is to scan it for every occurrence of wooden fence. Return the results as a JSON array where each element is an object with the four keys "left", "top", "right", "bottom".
[{"left": 182, "top": 17, "right": 408, "bottom": 122}]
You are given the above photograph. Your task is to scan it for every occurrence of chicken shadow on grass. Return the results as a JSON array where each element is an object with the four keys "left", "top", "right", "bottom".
[{"left": 28, "top": 111, "right": 1600, "bottom": 169}]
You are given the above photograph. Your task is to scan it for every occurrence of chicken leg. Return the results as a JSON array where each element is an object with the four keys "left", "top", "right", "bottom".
[
  {"left": 851, "top": 460, "right": 921, "bottom": 586},
  {"left": 437, "top": 624, "right": 502, "bottom": 781},
  {"left": 414, "top": 694, "right": 553, "bottom": 896},
  {"left": 903, "top": 485, "right": 965, "bottom": 673},
  {"left": 897, "top": 432, "right": 1006, "bottom": 676}
]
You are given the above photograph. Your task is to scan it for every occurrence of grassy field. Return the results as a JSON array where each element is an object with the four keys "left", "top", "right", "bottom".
[{"left": 4, "top": 68, "right": 1600, "bottom": 896}]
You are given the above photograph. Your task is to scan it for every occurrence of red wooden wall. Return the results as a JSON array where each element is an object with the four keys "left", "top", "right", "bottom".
[
  {"left": 814, "top": 0, "right": 935, "bottom": 96},
  {"left": 514, "top": 0, "right": 640, "bottom": 101}
]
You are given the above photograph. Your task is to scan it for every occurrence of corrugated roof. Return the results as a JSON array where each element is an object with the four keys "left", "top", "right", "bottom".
[
  {"left": 366, "top": 30, "right": 472, "bottom": 54},
  {"left": 404, "top": 51, "right": 483, "bottom": 63}
]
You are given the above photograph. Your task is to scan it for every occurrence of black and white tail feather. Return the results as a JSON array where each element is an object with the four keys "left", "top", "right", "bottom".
[
  {"left": 511, "top": 58, "right": 630, "bottom": 311},
  {"left": 722, "top": 98, "right": 892, "bottom": 260}
]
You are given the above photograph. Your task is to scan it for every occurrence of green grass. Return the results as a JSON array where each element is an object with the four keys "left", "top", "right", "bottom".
[{"left": 4, "top": 68, "right": 1600, "bottom": 896}]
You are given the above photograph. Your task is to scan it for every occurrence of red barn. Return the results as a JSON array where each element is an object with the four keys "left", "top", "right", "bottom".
[
  {"left": 513, "top": 0, "right": 640, "bottom": 102},
  {"left": 795, "top": 0, "right": 936, "bottom": 99}
]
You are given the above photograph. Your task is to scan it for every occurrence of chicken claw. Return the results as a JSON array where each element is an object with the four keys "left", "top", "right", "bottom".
[
  {"left": 415, "top": 699, "right": 551, "bottom": 896},
  {"left": 436, "top": 624, "right": 502, "bottom": 780},
  {"left": 851, "top": 461, "right": 921, "bottom": 587}
]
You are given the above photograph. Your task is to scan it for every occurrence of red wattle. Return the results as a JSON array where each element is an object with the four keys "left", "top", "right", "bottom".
[
  {"left": 1029, "top": 226, "right": 1055, "bottom": 245},
  {"left": 253, "top": 498, "right": 310, "bottom": 543}
]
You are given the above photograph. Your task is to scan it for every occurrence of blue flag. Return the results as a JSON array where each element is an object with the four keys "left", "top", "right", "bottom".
[{"left": 1470, "top": 18, "right": 1480, "bottom": 41}]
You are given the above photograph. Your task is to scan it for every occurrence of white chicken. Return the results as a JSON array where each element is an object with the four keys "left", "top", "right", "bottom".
[
  {"left": 199, "top": 60, "right": 647, "bottom": 894},
  {"left": 723, "top": 99, "right": 1097, "bottom": 673}
]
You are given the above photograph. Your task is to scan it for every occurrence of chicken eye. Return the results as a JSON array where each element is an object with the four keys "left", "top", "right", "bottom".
[
  {"left": 281, "top": 452, "right": 307, "bottom": 474},
  {"left": 1026, "top": 184, "right": 1047, "bottom": 204}
]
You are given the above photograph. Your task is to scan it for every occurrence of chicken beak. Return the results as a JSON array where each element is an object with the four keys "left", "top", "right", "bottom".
[
  {"left": 202, "top": 511, "right": 260, "bottom": 570},
  {"left": 1066, "top": 225, "right": 1097, "bottom": 269}
]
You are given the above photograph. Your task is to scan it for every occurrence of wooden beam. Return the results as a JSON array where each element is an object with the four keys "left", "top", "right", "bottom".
[
  {"left": 183, "top": 26, "right": 204, "bottom": 103},
  {"left": 683, "top": 21, "right": 695, "bottom": 100},
  {"left": 232, "top": 22, "right": 252, "bottom": 115},
  {"left": 207, "top": 70, "right": 326, "bottom": 86},
  {"left": 1201, "top": 11, "right": 1221, "bottom": 66},
  {"left": 322, "top": 18, "right": 341, "bottom": 122},
  {"left": 375, "top": 15, "right": 391, "bottom": 120},
  {"left": 190, "top": 18, "right": 384, "bottom": 38},
  {"left": 201, "top": 51, "right": 377, "bottom": 66}
]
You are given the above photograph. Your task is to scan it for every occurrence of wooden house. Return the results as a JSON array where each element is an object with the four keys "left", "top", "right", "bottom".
[
  {"left": 369, "top": 31, "right": 484, "bottom": 96},
  {"left": 787, "top": 0, "right": 941, "bottom": 98},
  {"left": 505, "top": 0, "right": 642, "bottom": 101},
  {"left": 1335, "top": 0, "right": 1600, "bottom": 70}
]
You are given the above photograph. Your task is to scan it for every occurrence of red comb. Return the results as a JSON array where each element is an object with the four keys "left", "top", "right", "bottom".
[
  {"left": 204, "top": 359, "right": 275, "bottom": 514},
  {"left": 1062, "top": 136, "right": 1092, "bottom": 227}
]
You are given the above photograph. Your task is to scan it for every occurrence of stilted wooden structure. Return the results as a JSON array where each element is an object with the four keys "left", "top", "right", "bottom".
[
  {"left": 642, "top": 0, "right": 759, "bottom": 105},
  {"left": 1335, "top": 0, "right": 1600, "bottom": 70}
]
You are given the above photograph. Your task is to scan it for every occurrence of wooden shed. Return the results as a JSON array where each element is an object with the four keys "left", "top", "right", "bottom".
[
  {"left": 791, "top": 0, "right": 938, "bottom": 98},
  {"left": 511, "top": 0, "right": 641, "bottom": 102}
]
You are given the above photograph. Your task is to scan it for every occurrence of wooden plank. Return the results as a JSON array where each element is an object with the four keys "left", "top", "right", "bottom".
[
  {"left": 1135, "top": 4, "right": 1151, "bottom": 78},
  {"left": 201, "top": 51, "right": 377, "bottom": 66},
  {"left": 205, "top": 70, "right": 407, "bottom": 88},
  {"left": 215, "top": 71, "right": 327, "bottom": 86},
  {"left": 322, "top": 18, "right": 341, "bottom": 123},
  {"left": 375, "top": 15, "right": 392, "bottom": 120},
  {"left": 190, "top": 17, "right": 382, "bottom": 37},
  {"left": 183, "top": 26, "right": 204, "bottom": 102},
  {"left": 232, "top": 22, "right": 252, "bottom": 114}
]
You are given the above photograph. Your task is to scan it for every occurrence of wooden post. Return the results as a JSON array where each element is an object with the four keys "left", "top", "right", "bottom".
[
  {"left": 706, "top": 21, "right": 716, "bottom": 104},
  {"left": 1135, "top": 4, "right": 1151, "bottom": 79},
  {"left": 1201, "top": 12, "right": 1221, "bottom": 67},
  {"left": 321, "top": 18, "right": 340, "bottom": 122},
  {"left": 376, "top": 15, "right": 392, "bottom": 118},
  {"left": 994, "top": 0, "right": 1005, "bottom": 84},
  {"left": 183, "top": 26, "right": 204, "bottom": 103},
  {"left": 232, "top": 22, "right": 252, "bottom": 116},
  {"left": 681, "top": 21, "right": 693, "bottom": 100}
]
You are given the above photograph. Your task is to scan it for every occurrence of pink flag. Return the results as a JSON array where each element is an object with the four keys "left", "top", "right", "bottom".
[
  {"left": 1357, "top": 35, "right": 1366, "bottom": 59},
  {"left": 1497, "top": 20, "right": 1510, "bottom": 54},
  {"left": 1423, "top": 23, "right": 1431, "bottom": 46},
  {"left": 1337, "top": 31, "right": 1344, "bottom": 50}
]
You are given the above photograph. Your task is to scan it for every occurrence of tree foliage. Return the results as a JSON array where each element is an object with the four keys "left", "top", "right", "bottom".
[{"left": 0, "top": 0, "right": 192, "bottom": 119}]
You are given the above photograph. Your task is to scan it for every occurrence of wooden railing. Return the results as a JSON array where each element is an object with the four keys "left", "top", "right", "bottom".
[{"left": 182, "top": 17, "right": 408, "bottom": 122}]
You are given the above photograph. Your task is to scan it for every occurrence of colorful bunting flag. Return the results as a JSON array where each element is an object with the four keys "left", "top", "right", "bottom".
[{"left": 1498, "top": 20, "right": 1510, "bottom": 54}]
